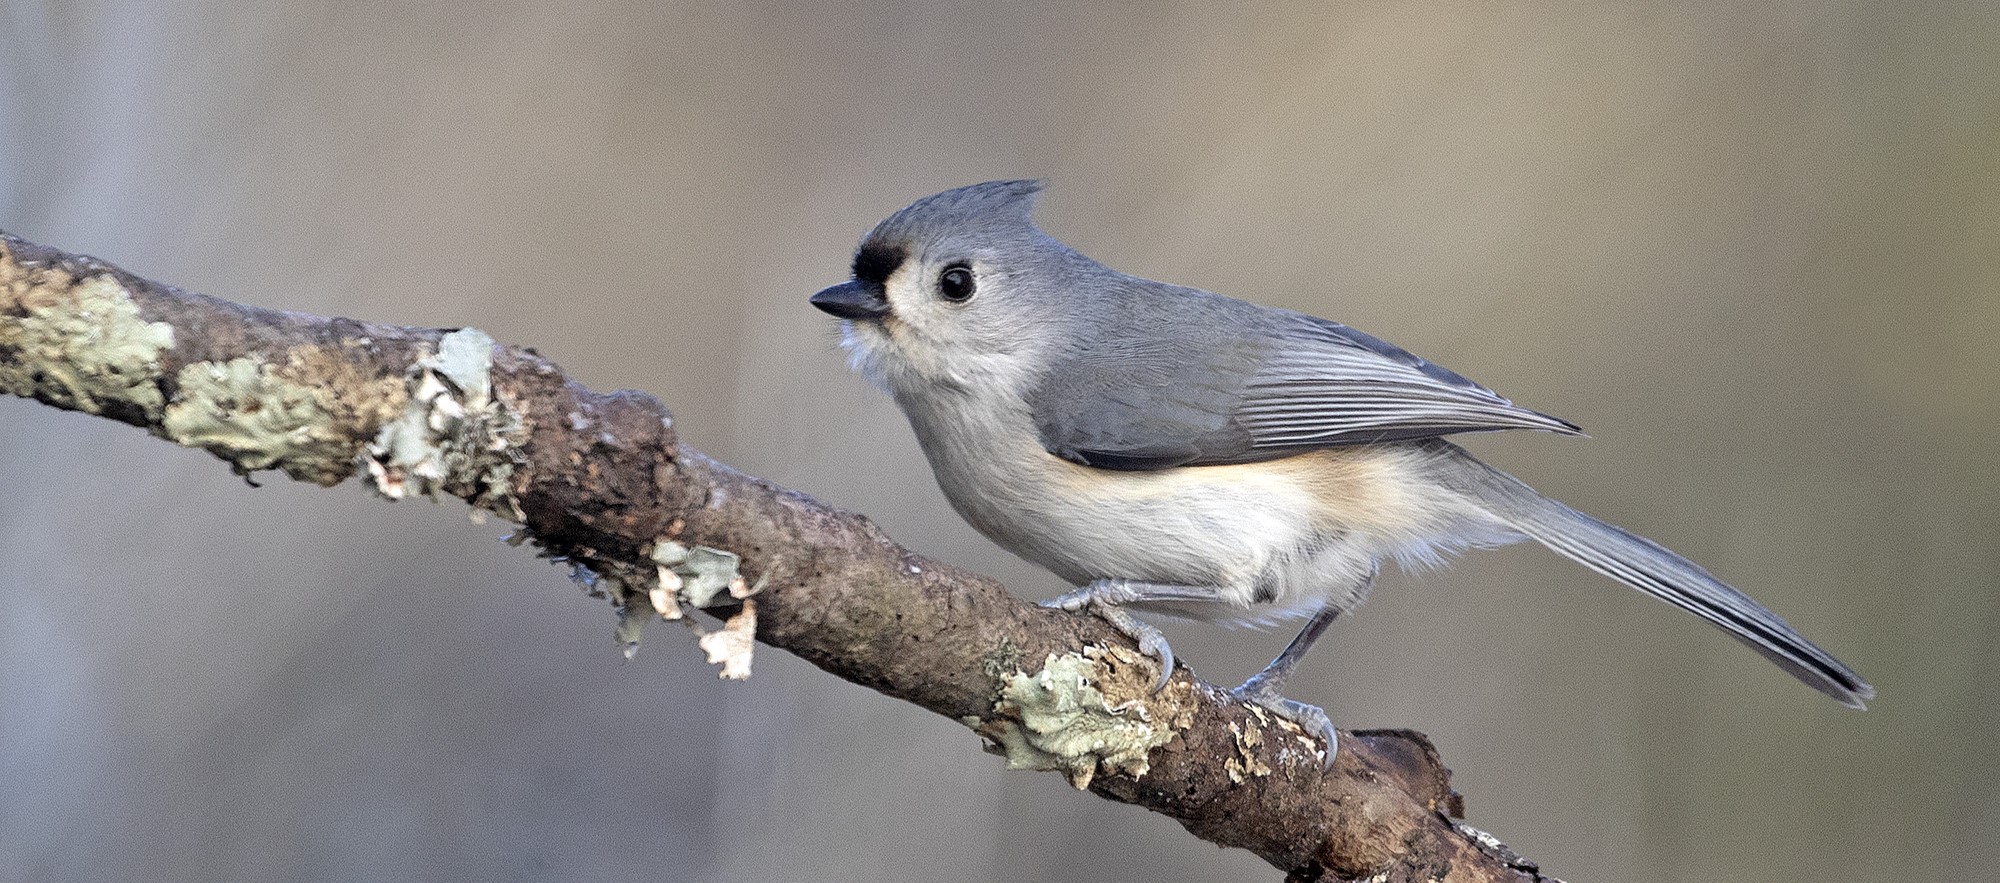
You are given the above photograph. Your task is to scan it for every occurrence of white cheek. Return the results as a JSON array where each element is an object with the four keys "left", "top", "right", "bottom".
[
  {"left": 870, "top": 274, "right": 967, "bottom": 386},
  {"left": 847, "top": 267, "right": 1043, "bottom": 400}
]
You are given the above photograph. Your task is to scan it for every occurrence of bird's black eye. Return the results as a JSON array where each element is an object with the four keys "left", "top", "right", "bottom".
[{"left": 938, "top": 264, "right": 975, "bottom": 303}]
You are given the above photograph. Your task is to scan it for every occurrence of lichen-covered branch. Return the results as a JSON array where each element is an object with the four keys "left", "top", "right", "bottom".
[{"left": 0, "top": 230, "right": 1556, "bottom": 883}]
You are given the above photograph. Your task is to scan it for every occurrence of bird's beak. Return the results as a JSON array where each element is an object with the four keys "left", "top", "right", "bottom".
[{"left": 809, "top": 281, "right": 890, "bottom": 321}]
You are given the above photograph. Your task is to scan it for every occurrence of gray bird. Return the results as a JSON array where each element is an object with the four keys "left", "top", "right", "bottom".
[{"left": 810, "top": 179, "right": 1873, "bottom": 759}]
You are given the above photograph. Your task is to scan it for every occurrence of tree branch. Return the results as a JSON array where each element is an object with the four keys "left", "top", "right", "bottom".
[{"left": 0, "top": 230, "right": 1556, "bottom": 882}]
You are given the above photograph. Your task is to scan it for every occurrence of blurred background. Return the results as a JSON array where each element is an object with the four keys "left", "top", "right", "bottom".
[{"left": 1, "top": 2, "right": 1994, "bottom": 881}]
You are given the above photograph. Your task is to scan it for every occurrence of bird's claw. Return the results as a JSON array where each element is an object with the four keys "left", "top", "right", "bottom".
[
  {"left": 1131, "top": 626, "right": 1174, "bottom": 693},
  {"left": 1230, "top": 681, "right": 1339, "bottom": 766},
  {"left": 1040, "top": 588, "right": 1175, "bottom": 693}
]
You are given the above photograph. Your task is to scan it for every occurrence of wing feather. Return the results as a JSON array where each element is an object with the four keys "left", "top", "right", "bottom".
[{"left": 1031, "top": 297, "right": 1578, "bottom": 470}]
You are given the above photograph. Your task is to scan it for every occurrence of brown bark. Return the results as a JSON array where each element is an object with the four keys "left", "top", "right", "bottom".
[{"left": 0, "top": 230, "right": 1558, "bottom": 882}]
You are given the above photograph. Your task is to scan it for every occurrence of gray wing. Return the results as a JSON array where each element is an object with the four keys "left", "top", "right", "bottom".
[{"left": 1031, "top": 307, "right": 1580, "bottom": 471}]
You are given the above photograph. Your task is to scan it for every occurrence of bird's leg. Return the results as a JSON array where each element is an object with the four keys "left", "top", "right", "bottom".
[
  {"left": 1229, "top": 570, "right": 1371, "bottom": 765},
  {"left": 1041, "top": 579, "right": 1230, "bottom": 692}
]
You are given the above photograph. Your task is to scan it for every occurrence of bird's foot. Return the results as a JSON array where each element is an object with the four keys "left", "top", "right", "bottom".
[
  {"left": 1229, "top": 677, "right": 1338, "bottom": 766},
  {"left": 1041, "top": 581, "right": 1176, "bottom": 692}
]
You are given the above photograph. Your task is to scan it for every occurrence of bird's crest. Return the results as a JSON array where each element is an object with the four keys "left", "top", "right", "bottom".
[{"left": 864, "top": 179, "right": 1046, "bottom": 251}]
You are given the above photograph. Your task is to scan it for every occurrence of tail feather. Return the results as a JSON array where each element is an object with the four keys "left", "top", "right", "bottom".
[{"left": 1430, "top": 442, "right": 1875, "bottom": 709}]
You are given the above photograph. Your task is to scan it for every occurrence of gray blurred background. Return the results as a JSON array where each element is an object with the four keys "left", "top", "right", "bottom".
[{"left": 1, "top": 2, "right": 1993, "bottom": 881}]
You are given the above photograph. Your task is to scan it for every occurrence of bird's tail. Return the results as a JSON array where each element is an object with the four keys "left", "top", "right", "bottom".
[{"left": 1427, "top": 441, "right": 1875, "bottom": 709}]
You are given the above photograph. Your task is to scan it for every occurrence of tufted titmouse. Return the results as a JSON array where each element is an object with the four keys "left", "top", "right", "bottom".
[{"left": 810, "top": 180, "right": 1872, "bottom": 757}]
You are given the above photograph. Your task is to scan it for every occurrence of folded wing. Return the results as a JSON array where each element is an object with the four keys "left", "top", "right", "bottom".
[{"left": 1031, "top": 303, "right": 1579, "bottom": 470}]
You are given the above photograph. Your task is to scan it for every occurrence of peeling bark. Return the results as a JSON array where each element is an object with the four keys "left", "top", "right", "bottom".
[{"left": 0, "top": 230, "right": 1558, "bottom": 882}]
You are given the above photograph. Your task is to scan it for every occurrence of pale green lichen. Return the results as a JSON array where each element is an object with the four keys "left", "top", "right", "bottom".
[
  {"left": 426, "top": 326, "right": 493, "bottom": 403},
  {"left": 651, "top": 541, "right": 749, "bottom": 610},
  {"left": 611, "top": 581, "right": 647, "bottom": 659},
  {"left": 982, "top": 645, "right": 1190, "bottom": 790},
  {"left": 162, "top": 356, "right": 350, "bottom": 480},
  {"left": 641, "top": 540, "right": 758, "bottom": 676},
  {"left": 0, "top": 269, "right": 175, "bottom": 418},
  {"left": 363, "top": 328, "right": 522, "bottom": 516}
]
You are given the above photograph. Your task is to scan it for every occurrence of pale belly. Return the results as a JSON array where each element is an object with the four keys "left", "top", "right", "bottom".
[{"left": 916, "top": 423, "right": 1425, "bottom": 621}]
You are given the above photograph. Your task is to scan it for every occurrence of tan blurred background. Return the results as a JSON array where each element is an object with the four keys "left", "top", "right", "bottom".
[{"left": 2, "top": 2, "right": 1994, "bottom": 881}]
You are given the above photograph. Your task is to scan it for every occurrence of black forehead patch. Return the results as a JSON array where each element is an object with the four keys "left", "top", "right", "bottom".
[{"left": 852, "top": 243, "right": 905, "bottom": 286}]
